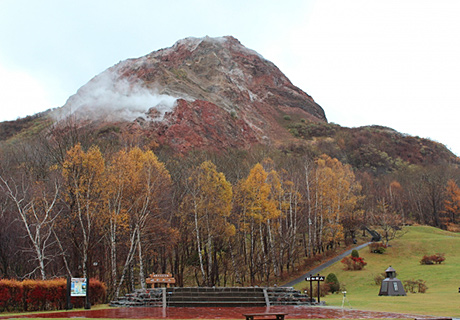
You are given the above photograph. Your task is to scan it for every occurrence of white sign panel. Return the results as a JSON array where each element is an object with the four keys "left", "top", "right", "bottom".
[{"left": 70, "top": 278, "right": 87, "bottom": 297}]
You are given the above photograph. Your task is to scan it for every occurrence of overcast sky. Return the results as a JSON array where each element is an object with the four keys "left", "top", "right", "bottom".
[{"left": 1, "top": 0, "right": 459, "bottom": 155}]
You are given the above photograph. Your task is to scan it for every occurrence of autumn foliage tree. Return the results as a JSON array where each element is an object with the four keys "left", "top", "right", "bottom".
[
  {"left": 234, "top": 163, "right": 281, "bottom": 285},
  {"left": 180, "top": 161, "right": 233, "bottom": 286},
  {"left": 5, "top": 126, "right": 459, "bottom": 295},
  {"left": 442, "top": 179, "right": 460, "bottom": 225},
  {"left": 310, "top": 155, "right": 362, "bottom": 253},
  {"left": 62, "top": 144, "right": 106, "bottom": 279},
  {"left": 108, "top": 147, "right": 172, "bottom": 295}
]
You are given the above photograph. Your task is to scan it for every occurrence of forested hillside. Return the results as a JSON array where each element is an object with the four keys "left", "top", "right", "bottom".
[
  {"left": 0, "top": 36, "right": 459, "bottom": 300},
  {"left": 0, "top": 117, "right": 459, "bottom": 300}
]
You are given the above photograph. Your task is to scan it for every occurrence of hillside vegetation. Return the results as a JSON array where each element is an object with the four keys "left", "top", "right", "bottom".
[
  {"left": 296, "top": 226, "right": 460, "bottom": 317},
  {"left": 1, "top": 113, "right": 460, "bottom": 302},
  {"left": 282, "top": 119, "right": 458, "bottom": 172}
]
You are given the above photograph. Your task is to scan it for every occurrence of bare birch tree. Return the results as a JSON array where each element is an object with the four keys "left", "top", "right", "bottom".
[{"left": 0, "top": 175, "right": 61, "bottom": 279}]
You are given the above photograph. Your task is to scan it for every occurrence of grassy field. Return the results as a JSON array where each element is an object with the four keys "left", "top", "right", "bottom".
[{"left": 294, "top": 226, "right": 460, "bottom": 317}]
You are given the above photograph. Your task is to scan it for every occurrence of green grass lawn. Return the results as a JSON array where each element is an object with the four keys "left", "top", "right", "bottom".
[{"left": 294, "top": 226, "right": 460, "bottom": 317}]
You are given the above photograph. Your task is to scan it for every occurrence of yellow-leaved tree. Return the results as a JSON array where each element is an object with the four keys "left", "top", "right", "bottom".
[
  {"left": 105, "top": 148, "right": 133, "bottom": 296},
  {"left": 235, "top": 163, "right": 280, "bottom": 285},
  {"left": 311, "top": 154, "right": 362, "bottom": 253},
  {"left": 180, "top": 161, "right": 233, "bottom": 286},
  {"left": 62, "top": 143, "right": 106, "bottom": 278},
  {"left": 113, "top": 147, "right": 171, "bottom": 295}
]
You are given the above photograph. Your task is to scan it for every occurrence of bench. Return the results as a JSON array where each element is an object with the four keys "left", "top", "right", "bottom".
[
  {"left": 146, "top": 273, "right": 176, "bottom": 288},
  {"left": 243, "top": 313, "right": 287, "bottom": 320}
]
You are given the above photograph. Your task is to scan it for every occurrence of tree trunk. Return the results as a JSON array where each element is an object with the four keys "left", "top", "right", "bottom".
[
  {"left": 137, "top": 225, "right": 146, "bottom": 290},
  {"left": 115, "top": 227, "right": 138, "bottom": 297},
  {"left": 193, "top": 201, "right": 206, "bottom": 286}
]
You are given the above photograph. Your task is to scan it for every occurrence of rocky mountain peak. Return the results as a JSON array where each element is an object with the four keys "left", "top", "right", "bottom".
[{"left": 55, "top": 36, "right": 326, "bottom": 152}]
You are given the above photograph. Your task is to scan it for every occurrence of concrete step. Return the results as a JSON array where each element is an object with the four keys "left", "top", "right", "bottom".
[
  {"left": 169, "top": 293, "right": 265, "bottom": 299},
  {"left": 168, "top": 301, "right": 267, "bottom": 307},
  {"left": 167, "top": 287, "right": 265, "bottom": 293},
  {"left": 111, "top": 286, "right": 313, "bottom": 307},
  {"left": 168, "top": 296, "right": 266, "bottom": 302}
]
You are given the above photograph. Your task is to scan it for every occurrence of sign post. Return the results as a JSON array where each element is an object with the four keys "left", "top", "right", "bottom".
[
  {"left": 305, "top": 274, "right": 325, "bottom": 304},
  {"left": 67, "top": 277, "right": 90, "bottom": 309},
  {"left": 146, "top": 273, "right": 176, "bottom": 288},
  {"left": 84, "top": 276, "right": 90, "bottom": 309},
  {"left": 66, "top": 277, "right": 72, "bottom": 310}
]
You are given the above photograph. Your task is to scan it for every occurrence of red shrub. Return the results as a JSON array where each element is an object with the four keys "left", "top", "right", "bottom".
[
  {"left": 0, "top": 278, "right": 105, "bottom": 312},
  {"left": 420, "top": 255, "right": 433, "bottom": 265},
  {"left": 420, "top": 253, "right": 445, "bottom": 265},
  {"left": 431, "top": 253, "right": 445, "bottom": 264},
  {"left": 341, "top": 256, "right": 367, "bottom": 270},
  {"left": 0, "top": 279, "right": 23, "bottom": 311},
  {"left": 28, "top": 282, "right": 46, "bottom": 311},
  {"left": 0, "top": 281, "right": 12, "bottom": 311}
]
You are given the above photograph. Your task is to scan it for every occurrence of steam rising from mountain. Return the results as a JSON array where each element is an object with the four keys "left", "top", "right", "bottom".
[
  {"left": 54, "top": 70, "right": 178, "bottom": 122},
  {"left": 50, "top": 35, "right": 327, "bottom": 152}
]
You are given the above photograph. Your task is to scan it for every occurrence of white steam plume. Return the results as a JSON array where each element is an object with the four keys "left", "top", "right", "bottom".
[{"left": 54, "top": 70, "right": 178, "bottom": 122}]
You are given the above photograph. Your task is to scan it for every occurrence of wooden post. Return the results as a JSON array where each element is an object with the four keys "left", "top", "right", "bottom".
[
  {"left": 317, "top": 274, "right": 320, "bottom": 303},
  {"left": 305, "top": 273, "right": 324, "bottom": 304}
]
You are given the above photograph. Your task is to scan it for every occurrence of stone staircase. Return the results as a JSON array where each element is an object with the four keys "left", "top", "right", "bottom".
[
  {"left": 110, "top": 287, "right": 313, "bottom": 307},
  {"left": 110, "top": 288, "right": 164, "bottom": 307},
  {"left": 166, "top": 287, "right": 266, "bottom": 307},
  {"left": 266, "top": 287, "right": 312, "bottom": 305}
]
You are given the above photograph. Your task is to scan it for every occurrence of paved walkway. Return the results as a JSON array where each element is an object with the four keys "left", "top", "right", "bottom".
[
  {"left": 0, "top": 306, "right": 427, "bottom": 319},
  {"left": 282, "top": 242, "right": 371, "bottom": 287}
]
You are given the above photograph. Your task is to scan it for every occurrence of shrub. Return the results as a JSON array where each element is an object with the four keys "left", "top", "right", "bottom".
[
  {"left": 325, "top": 273, "right": 340, "bottom": 293},
  {"left": 289, "top": 128, "right": 300, "bottom": 137},
  {"left": 303, "top": 282, "right": 330, "bottom": 298},
  {"left": 22, "top": 279, "right": 67, "bottom": 311},
  {"left": 373, "top": 272, "right": 386, "bottom": 285},
  {"left": 0, "top": 278, "right": 106, "bottom": 312},
  {"left": 0, "top": 279, "right": 19, "bottom": 312},
  {"left": 341, "top": 256, "right": 367, "bottom": 270},
  {"left": 420, "top": 253, "right": 445, "bottom": 265},
  {"left": 420, "top": 255, "right": 434, "bottom": 265},
  {"left": 283, "top": 115, "right": 291, "bottom": 121},
  {"left": 351, "top": 249, "right": 359, "bottom": 258},
  {"left": 431, "top": 253, "right": 445, "bottom": 264},
  {"left": 403, "top": 279, "right": 428, "bottom": 293},
  {"left": 369, "top": 242, "right": 387, "bottom": 254}
]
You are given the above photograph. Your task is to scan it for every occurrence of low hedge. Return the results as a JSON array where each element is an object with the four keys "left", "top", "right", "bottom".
[{"left": 0, "top": 278, "right": 106, "bottom": 312}]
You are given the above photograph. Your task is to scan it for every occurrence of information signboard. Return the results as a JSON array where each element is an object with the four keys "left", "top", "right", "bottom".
[{"left": 70, "top": 278, "right": 87, "bottom": 297}]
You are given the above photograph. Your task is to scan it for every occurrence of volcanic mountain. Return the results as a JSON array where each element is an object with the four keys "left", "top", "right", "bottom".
[{"left": 54, "top": 36, "right": 326, "bottom": 152}]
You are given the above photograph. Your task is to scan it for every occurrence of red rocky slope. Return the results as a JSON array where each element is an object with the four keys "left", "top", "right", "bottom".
[{"left": 56, "top": 36, "right": 326, "bottom": 152}]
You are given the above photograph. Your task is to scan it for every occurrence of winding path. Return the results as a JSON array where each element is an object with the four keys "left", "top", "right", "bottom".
[{"left": 282, "top": 242, "right": 371, "bottom": 287}]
